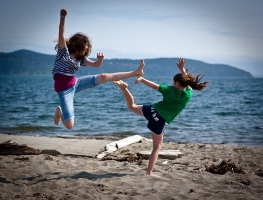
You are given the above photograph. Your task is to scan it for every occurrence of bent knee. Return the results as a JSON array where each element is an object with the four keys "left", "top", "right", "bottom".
[
  {"left": 98, "top": 73, "right": 108, "bottom": 83},
  {"left": 64, "top": 120, "right": 74, "bottom": 129},
  {"left": 65, "top": 125, "right": 73, "bottom": 130},
  {"left": 128, "top": 105, "right": 137, "bottom": 112}
]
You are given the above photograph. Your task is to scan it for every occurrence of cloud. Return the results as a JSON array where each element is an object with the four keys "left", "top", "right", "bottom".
[{"left": 206, "top": 29, "right": 238, "bottom": 37}]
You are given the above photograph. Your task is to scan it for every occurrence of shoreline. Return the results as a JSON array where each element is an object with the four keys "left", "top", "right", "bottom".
[
  {"left": 0, "top": 133, "right": 262, "bottom": 199},
  {"left": 2, "top": 132, "right": 263, "bottom": 147}
]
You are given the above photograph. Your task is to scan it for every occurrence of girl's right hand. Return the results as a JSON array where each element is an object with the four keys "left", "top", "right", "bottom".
[
  {"left": 177, "top": 57, "right": 187, "bottom": 74},
  {"left": 60, "top": 9, "right": 68, "bottom": 17}
]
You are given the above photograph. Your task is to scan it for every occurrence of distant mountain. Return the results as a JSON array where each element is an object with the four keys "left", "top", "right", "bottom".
[{"left": 0, "top": 49, "right": 253, "bottom": 77}]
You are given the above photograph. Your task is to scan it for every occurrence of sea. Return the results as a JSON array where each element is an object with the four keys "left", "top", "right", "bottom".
[{"left": 0, "top": 75, "right": 262, "bottom": 146}]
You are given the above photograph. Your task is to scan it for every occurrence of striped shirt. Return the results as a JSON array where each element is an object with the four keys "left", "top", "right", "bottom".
[{"left": 52, "top": 46, "right": 87, "bottom": 76}]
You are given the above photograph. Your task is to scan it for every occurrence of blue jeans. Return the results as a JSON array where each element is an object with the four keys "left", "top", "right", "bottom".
[{"left": 57, "top": 75, "right": 99, "bottom": 121}]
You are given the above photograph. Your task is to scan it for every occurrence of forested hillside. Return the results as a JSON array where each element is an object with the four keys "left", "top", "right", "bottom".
[{"left": 0, "top": 50, "right": 253, "bottom": 77}]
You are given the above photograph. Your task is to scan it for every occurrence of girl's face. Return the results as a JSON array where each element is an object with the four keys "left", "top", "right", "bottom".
[
  {"left": 82, "top": 44, "right": 91, "bottom": 55},
  {"left": 81, "top": 44, "right": 89, "bottom": 55}
]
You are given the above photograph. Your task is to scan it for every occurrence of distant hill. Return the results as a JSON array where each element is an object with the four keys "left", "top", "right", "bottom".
[{"left": 0, "top": 49, "right": 253, "bottom": 77}]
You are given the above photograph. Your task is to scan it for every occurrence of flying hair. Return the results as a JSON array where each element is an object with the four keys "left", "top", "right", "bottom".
[{"left": 173, "top": 69, "right": 208, "bottom": 90}]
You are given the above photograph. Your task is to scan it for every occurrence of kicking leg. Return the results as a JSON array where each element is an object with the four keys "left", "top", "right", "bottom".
[
  {"left": 146, "top": 132, "right": 163, "bottom": 176},
  {"left": 97, "top": 59, "right": 144, "bottom": 84},
  {"left": 113, "top": 80, "right": 143, "bottom": 116}
]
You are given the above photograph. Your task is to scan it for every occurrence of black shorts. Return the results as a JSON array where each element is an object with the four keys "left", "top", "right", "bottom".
[{"left": 142, "top": 104, "right": 166, "bottom": 135}]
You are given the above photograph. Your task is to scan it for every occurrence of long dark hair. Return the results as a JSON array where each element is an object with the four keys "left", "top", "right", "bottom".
[
  {"left": 55, "top": 32, "right": 92, "bottom": 61},
  {"left": 173, "top": 69, "right": 208, "bottom": 90}
]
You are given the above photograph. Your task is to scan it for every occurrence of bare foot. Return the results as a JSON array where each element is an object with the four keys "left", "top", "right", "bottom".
[
  {"left": 113, "top": 80, "right": 128, "bottom": 89},
  {"left": 135, "top": 59, "right": 144, "bottom": 76},
  {"left": 146, "top": 173, "right": 161, "bottom": 178},
  {"left": 146, "top": 171, "right": 156, "bottom": 176},
  {"left": 54, "top": 106, "right": 62, "bottom": 125}
]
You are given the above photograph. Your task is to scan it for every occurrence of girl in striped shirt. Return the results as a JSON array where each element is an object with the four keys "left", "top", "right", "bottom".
[{"left": 52, "top": 9, "right": 144, "bottom": 129}]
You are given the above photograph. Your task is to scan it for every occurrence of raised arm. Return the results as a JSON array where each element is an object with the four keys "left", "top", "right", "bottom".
[
  {"left": 177, "top": 57, "right": 187, "bottom": 74},
  {"left": 177, "top": 57, "right": 192, "bottom": 89},
  {"left": 135, "top": 76, "right": 159, "bottom": 90},
  {"left": 83, "top": 52, "right": 104, "bottom": 68},
  {"left": 58, "top": 9, "right": 67, "bottom": 48}
]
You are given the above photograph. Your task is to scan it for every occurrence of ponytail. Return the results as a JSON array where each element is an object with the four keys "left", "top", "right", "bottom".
[{"left": 173, "top": 69, "right": 208, "bottom": 91}]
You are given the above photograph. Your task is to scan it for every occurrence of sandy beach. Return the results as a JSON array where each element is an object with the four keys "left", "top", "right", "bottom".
[{"left": 0, "top": 133, "right": 262, "bottom": 199}]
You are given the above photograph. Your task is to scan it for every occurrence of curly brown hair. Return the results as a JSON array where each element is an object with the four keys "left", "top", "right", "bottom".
[
  {"left": 173, "top": 69, "right": 208, "bottom": 90},
  {"left": 55, "top": 32, "right": 92, "bottom": 61}
]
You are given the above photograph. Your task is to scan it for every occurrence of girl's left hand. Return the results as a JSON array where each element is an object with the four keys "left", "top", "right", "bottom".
[
  {"left": 97, "top": 52, "right": 104, "bottom": 60},
  {"left": 135, "top": 76, "right": 143, "bottom": 84}
]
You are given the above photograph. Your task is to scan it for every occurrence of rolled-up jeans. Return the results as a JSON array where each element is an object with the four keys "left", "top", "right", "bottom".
[{"left": 57, "top": 75, "right": 99, "bottom": 121}]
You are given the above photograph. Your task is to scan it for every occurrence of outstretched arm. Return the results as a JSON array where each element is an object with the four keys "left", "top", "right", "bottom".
[
  {"left": 135, "top": 76, "right": 159, "bottom": 90},
  {"left": 84, "top": 52, "right": 104, "bottom": 68},
  {"left": 58, "top": 9, "right": 67, "bottom": 48}
]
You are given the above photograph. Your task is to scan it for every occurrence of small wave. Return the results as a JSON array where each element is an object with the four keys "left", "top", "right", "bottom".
[
  {"left": 214, "top": 111, "right": 242, "bottom": 116},
  {"left": 38, "top": 115, "right": 51, "bottom": 119},
  {"left": 244, "top": 101, "right": 253, "bottom": 104}
]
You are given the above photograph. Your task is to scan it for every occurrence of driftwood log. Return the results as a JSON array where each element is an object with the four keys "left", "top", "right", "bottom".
[
  {"left": 96, "top": 135, "right": 182, "bottom": 160},
  {"left": 0, "top": 140, "right": 61, "bottom": 156},
  {"left": 96, "top": 135, "right": 145, "bottom": 159}
]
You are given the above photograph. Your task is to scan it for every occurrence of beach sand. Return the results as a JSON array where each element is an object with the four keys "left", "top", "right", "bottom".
[{"left": 0, "top": 133, "right": 262, "bottom": 200}]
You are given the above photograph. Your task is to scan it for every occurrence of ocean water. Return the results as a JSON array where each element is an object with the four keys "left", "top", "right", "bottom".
[{"left": 0, "top": 75, "right": 262, "bottom": 146}]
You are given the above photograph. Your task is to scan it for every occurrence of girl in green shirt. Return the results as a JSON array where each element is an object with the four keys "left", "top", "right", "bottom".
[{"left": 113, "top": 58, "right": 208, "bottom": 176}]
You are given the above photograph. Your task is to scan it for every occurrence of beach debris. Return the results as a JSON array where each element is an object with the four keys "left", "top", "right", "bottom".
[
  {"left": 189, "top": 189, "right": 195, "bottom": 193},
  {"left": 173, "top": 162, "right": 190, "bottom": 166},
  {"left": 41, "top": 150, "right": 61, "bottom": 156},
  {"left": 45, "top": 155, "right": 54, "bottom": 161},
  {"left": 205, "top": 160, "right": 245, "bottom": 175},
  {"left": 15, "top": 156, "right": 30, "bottom": 162},
  {"left": 162, "top": 161, "right": 168, "bottom": 165},
  {"left": 233, "top": 147, "right": 245, "bottom": 152},
  {"left": 237, "top": 178, "right": 251, "bottom": 186},
  {"left": 102, "top": 153, "right": 145, "bottom": 165},
  {"left": 255, "top": 169, "right": 263, "bottom": 177},
  {"left": 96, "top": 135, "right": 147, "bottom": 159},
  {"left": 137, "top": 150, "right": 182, "bottom": 160},
  {"left": 0, "top": 140, "right": 41, "bottom": 155},
  {"left": 0, "top": 140, "right": 61, "bottom": 156},
  {"left": 200, "top": 156, "right": 218, "bottom": 162}
]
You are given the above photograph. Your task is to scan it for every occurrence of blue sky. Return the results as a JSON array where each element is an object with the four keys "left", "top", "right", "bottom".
[{"left": 0, "top": 0, "right": 262, "bottom": 76}]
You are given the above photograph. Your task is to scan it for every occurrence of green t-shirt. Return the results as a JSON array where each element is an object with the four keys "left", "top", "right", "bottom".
[{"left": 153, "top": 84, "right": 192, "bottom": 124}]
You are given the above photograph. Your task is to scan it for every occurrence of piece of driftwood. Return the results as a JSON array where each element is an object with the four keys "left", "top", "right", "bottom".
[
  {"left": 40, "top": 150, "right": 61, "bottom": 156},
  {"left": 96, "top": 135, "right": 145, "bottom": 159},
  {"left": 0, "top": 140, "right": 61, "bottom": 156},
  {"left": 137, "top": 150, "right": 182, "bottom": 159},
  {"left": 0, "top": 140, "right": 41, "bottom": 155}
]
